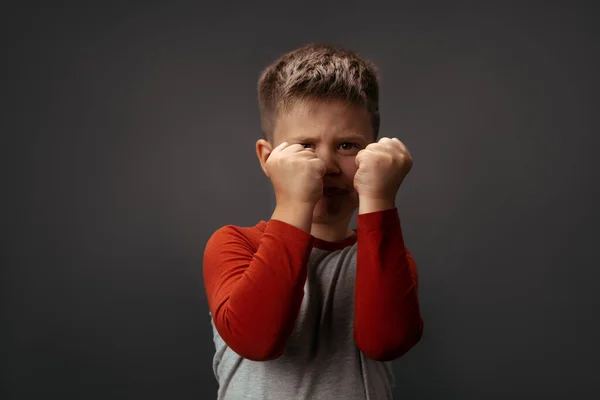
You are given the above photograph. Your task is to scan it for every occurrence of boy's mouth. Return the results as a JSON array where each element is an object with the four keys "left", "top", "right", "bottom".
[{"left": 323, "top": 187, "right": 347, "bottom": 196}]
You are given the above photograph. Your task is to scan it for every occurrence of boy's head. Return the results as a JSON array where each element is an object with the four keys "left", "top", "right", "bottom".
[
  {"left": 256, "top": 44, "right": 381, "bottom": 227},
  {"left": 257, "top": 43, "right": 380, "bottom": 142}
]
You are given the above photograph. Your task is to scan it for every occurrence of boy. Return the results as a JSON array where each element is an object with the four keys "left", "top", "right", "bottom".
[{"left": 203, "top": 43, "right": 423, "bottom": 400}]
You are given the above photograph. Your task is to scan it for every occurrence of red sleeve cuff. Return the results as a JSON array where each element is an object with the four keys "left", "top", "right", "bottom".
[
  {"left": 357, "top": 207, "right": 401, "bottom": 233},
  {"left": 266, "top": 219, "right": 314, "bottom": 247}
]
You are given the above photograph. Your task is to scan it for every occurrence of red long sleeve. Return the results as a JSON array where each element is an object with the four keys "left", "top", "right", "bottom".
[
  {"left": 202, "top": 220, "right": 313, "bottom": 361},
  {"left": 354, "top": 208, "right": 424, "bottom": 361}
]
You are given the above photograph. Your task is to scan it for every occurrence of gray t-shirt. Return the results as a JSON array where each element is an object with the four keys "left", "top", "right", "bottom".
[{"left": 210, "top": 243, "right": 395, "bottom": 400}]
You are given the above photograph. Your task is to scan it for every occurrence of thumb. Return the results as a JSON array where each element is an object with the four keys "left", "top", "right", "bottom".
[{"left": 355, "top": 149, "right": 366, "bottom": 168}]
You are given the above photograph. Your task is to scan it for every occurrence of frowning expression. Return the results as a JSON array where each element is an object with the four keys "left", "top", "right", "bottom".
[{"left": 272, "top": 99, "right": 375, "bottom": 224}]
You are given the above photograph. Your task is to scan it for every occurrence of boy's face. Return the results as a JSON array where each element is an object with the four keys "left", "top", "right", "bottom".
[{"left": 270, "top": 99, "right": 375, "bottom": 225}]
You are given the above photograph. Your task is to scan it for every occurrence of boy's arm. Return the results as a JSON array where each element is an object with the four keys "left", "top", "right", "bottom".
[
  {"left": 353, "top": 207, "right": 424, "bottom": 361},
  {"left": 203, "top": 218, "right": 313, "bottom": 361}
]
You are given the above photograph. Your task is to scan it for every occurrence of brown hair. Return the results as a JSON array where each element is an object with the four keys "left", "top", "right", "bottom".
[{"left": 257, "top": 43, "right": 380, "bottom": 141}]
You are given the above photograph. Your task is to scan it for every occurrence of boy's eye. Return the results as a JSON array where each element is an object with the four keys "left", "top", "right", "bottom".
[
  {"left": 301, "top": 143, "right": 314, "bottom": 149},
  {"left": 339, "top": 142, "right": 358, "bottom": 151}
]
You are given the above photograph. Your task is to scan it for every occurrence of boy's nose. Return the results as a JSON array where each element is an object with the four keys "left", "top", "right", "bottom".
[{"left": 316, "top": 150, "right": 341, "bottom": 176}]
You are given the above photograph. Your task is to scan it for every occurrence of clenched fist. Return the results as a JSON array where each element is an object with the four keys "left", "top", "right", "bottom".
[
  {"left": 265, "top": 142, "right": 327, "bottom": 207},
  {"left": 354, "top": 137, "right": 413, "bottom": 207}
]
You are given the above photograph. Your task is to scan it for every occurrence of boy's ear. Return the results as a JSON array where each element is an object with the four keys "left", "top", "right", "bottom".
[{"left": 255, "top": 138, "right": 273, "bottom": 177}]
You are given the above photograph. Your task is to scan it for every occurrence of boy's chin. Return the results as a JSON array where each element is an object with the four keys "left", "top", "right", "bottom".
[{"left": 311, "top": 198, "right": 357, "bottom": 224}]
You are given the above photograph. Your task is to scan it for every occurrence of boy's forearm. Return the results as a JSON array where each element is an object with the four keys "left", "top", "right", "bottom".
[
  {"left": 204, "top": 221, "right": 313, "bottom": 361},
  {"left": 353, "top": 208, "right": 423, "bottom": 361}
]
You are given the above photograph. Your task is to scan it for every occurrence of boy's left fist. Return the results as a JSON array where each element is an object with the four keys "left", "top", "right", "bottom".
[{"left": 353, "top": 137, "right": 413, "bottom": 201}]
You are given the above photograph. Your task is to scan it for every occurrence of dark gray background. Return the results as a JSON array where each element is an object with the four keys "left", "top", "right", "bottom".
[{"left": 2, "top": 1, "right": 599, "bottom": 399}]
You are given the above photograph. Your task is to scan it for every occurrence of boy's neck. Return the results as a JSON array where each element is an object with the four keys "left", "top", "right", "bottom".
[{"left": 310, "top": 218, "right": 355, "bottom": 243}]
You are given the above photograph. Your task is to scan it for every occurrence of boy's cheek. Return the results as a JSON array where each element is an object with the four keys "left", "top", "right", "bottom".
[{"left": 343, "top": 161, "right": 359, "bottom": 176}]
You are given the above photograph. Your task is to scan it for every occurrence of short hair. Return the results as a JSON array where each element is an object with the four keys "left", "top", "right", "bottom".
[{"left": 257, "top": 43, "right": 380, "bottom": 141}]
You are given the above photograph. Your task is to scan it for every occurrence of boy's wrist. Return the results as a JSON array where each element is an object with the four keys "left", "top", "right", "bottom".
[
  {"left": 358, "top": 196, "right": 396, "bottom": 215},
  {"left": 271, "top": 201, "right": 314, "bottom": 233}
]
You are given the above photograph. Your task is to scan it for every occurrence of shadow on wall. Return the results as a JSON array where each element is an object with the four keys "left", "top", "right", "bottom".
[{"left": 392, "top": 280, "right": 454, "bottom": 399}]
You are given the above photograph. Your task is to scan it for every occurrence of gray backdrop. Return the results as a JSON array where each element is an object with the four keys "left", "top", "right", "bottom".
[{"left": 3, "top": 1, "right": 599, "bottom": 399}]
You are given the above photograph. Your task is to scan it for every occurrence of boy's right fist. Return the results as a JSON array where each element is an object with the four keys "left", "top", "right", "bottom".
[{"left": 265, "top": 142, "right": 327, "bottom": 206}]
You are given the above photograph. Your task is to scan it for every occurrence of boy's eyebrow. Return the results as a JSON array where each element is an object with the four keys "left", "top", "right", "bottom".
[
  {"left": 288, "top": 134, "right": 367, "bottom": 143},
  {"left": 339, "top": 134, "right": 368, "bottom": 143},
  {"left": 287, "top": 136, "right": 314, "bottom": 143}
]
